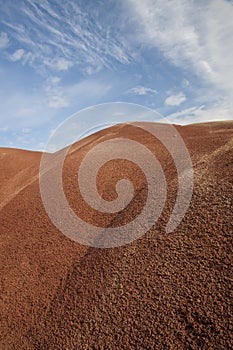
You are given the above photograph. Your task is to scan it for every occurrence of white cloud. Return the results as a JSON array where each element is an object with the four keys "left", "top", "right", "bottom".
[
  {"left": 127, "top": 0, "right": 203, "bottom": 70},
  {"left": 45, "top": 77, "right": 69, "bottom": 109},
  {"left": 17, "top": 135, "right": 32, "bottom": 145},
  {"left": 50, "top": 76, "right": 61, "bottom": 84},
  {"left": 2, "top": 1, "right": 133, "bottom": 74},
  {"left": 48, "top": 95, "right": 69, "bottom": 109},
  {"left": 49, "top": 58, "right": 73, "bottom": 71},
  {"left": 84, "top": 65, "right": 102, "bottom": 76},
  {"left": 204, "top": 0, "right": 233, "bottom": 92},
  {"left": 128, "top": 0, "right": 233, "bottom": 97},
  {"left": 63, "top": 78, "right": 112, "bottom": 106},
  {"left": 182, "top": 79, "right": 190, "bottom": 87},
  {"left": 0, "top": 88, "right": 49, "bottom": 128},
  {"left": 166, "top": 104, "right": 233, "bottom": 125},
  {"left": 0, "top": 32, "right": 9, "bottom": 49},
  {"left": 128, "top": 85, "right": 157, "bottom": 95},
  {"left": 165, "top": 92, "right": 186, "bottom": 106},
  {"left": 0, "top": 127, "right": 8, "bottom": 132},
  {"left": 0, "top": 70, "right": 115, "bottom": 133},
  {"left": 22, "top": 128, "right": 31, "bottom": 134},
  {"left": 37, "top": 142, "right": 46, "bottom": 151},
  {"left": 10, "top": 48, "right": 25, "bottom": 62}
]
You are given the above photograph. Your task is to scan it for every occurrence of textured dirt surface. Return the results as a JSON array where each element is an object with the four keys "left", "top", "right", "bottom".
[{"left": 0, "top": 121, "right": 232, "bottom": 349}]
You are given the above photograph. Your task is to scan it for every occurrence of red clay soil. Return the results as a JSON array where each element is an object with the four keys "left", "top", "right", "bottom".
[{"left": 0, "top": 121, "right": 232, "bottom": 349}]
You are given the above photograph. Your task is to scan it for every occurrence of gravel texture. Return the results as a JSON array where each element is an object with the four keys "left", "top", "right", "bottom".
[{"left": 0, "top": 122, "right": 232, "bottom": 349}]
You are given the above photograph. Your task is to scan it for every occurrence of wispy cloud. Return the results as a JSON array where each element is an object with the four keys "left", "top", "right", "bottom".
[
  {"left": 127, "top": 0, "right": 205, "bottom": 71},
  {"left": 0, "top": 0, "right": 233, "bottom": 151},
  {"left": 22, "top": 127, "right": 31, "bottom": 134},
  {"left": 44, "top": 58, "right": 73, "bottom": 71},
  {"left": 44, "top": 75, "right": 113, "bottom": 110},
  {"left": 1, "top": 0, "right": 133, "bottom": 75},
  {"left": 0, "top": 127, "right": 8, "bottom": 132},
  {"left": 127, "top": 0, "right": 233, "bottom": 98},
  {"left": 0, "top": 32, "right": 9, "bottom": 48},
  {"left": 45, "top": 77, "right": 69, "bottom": 109},
  {"left": 165, "top": 92, "right": 186, "bottom": 106},
  {"left": 0, "top": 72, "right": 114, "bottom": 132},
  {"left": 10, "top": 48, "right": 25, "bottom": 62},
  {"left": 166, "top": 103, "right": 233, "bottom": 125},
  {"left": 128, "top": 85, "right": 157, "bottom": 96}
]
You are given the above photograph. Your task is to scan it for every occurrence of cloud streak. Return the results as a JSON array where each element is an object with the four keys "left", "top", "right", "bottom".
[
  {"left": 166, "top": 103, "right": 233, "bottom": 125},
  {"left": 1, "top": 0, "right": 133, "bottom": 75},
  {"left": 10, "top": 48, "right": 25, "bottom": 62},
  {"left": 128, "top": 85, "right": 157, "bottom": 96},
  {"left": 0, "top": 32, "right": 9, "bottom": 48},
  {"left": 127, "top": 0, "right": 233, "bottom": 98},
  {"left": 165, "top": 92, "right": 186, "bottom": 106},
  {"left": 0, "top": 0, "right": 233, "bottom": 151}
]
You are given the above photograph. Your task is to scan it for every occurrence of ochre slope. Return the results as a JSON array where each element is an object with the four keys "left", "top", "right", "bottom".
[{"left": 0, "top": 122, "right": 232, "bottom": 349}]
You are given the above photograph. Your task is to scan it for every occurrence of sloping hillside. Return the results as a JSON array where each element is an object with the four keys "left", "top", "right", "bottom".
[{"left": 0, "top": 121, "right": 232, "bottom": 349}]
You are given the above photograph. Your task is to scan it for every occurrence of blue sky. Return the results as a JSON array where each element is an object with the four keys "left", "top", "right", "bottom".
[{"left": 0, "top": 0, "right": 233, "bottom": 150}]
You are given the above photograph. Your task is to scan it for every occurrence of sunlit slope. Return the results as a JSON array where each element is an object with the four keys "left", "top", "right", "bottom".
[{"left": 0, "top": 121, "right": 232, "bottom": 349}]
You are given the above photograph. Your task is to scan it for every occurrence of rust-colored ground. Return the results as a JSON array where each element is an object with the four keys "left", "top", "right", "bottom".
[{"left": 0, "top": 121, "right": 232, "bottom": 349}]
